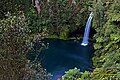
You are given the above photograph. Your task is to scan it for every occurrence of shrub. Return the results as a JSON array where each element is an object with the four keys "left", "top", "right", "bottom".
[
  {"left": 62, "top": 68, "right": 90, "bottom": 80},
  {"left": 0, "top": 14, "right": 50, "bottom": 80}
]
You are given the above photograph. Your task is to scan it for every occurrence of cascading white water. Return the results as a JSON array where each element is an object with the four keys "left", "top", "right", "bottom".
[{"left": 81, "top": 12, "right": 94, "bottom": 46}]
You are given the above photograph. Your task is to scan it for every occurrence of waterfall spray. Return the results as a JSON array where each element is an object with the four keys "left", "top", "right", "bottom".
[{"left": 81, "top": 12, "right": 94, "bottom": 46}]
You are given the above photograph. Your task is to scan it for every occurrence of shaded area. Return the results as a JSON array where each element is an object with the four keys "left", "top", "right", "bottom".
[
  {"left": 28, "top": 38, "right": 94, "bottom": 80},
  {"left": 68, "top": 27, "right": 96, "bottom": 39}
]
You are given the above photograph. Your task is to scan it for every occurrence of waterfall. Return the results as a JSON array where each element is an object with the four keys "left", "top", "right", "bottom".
[{"left": 81, "top": 12, "right": 94, "bottom": 46}]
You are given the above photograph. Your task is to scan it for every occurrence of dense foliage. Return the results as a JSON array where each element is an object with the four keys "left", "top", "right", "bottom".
[
  {"left": 0, "top": 0, "right": 31, "bottom": 19},
  {"left": 62, "top": 68, "right": 90, "bottom": 80},
  {"left": 0, "top": 15, "right": 50, "bottom": 80},
  {"left": 0, "top": 0, "right": 120, "bottom": 80},
  {"left": 27, "top": 0, "right": 93, "bottom": 39},
  {"left": 0, "top": 15, "right": 29, "bottom": 79},
  {"left": 62, "top": 0, "right": 120, "bottom": 80},
  {"left": 92, "top": 0, "right": 120, "bottom": 79},
  {"left": 0, "top": 0, "right": 93, "bottom": 39}
]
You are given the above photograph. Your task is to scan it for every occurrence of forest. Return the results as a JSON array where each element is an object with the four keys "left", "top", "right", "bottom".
[{"left": 0, "top": 0, "right": 120, "bottom": 80}]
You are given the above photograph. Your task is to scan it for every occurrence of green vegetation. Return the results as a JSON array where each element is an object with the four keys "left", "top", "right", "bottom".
[
  {"left": 0, "top": 15, "right": 30, "bottom": 80},
  {"left": 27, "top": 0, "right": 91, "bottom": 38},
  {"left": 0, "top": 15, "right": 50, "bottom": 80},
  {"left": 91, "top": 0, "right": 120, "bottom": 79},
  {"left": 62, "top": 68, "right": 90, "bottom": 80},
  {"left": 0, "top": 0, "right": 120, "bottom": 80},
  {"left": 62, "top": 0, "right": 120, "bottom": 80}
]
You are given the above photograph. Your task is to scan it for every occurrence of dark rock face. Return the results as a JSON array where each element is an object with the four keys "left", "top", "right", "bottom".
[{"left": 68, "top": 27, "right": 96, "bottom": 38}]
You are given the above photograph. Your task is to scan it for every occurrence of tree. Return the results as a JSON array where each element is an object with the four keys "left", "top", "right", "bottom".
[
  {"left": 92, "top": 0, "right": 120, "bottom": 79},
  {"left": 62, "top": 68, "right": 90, "bottom": 80},
  {"left": 0, "top": 14, "right": 30, "bottom": 79},
  {"left": 0, "top": 0, "right": 31, "bottom": 19},
  {"left": 0, "top": 14, "right": 50, "bottom": 80},
  {"left": 93, "top": 0, "right": 105, "bottom": 29},
  {"left": 62, "top": 0, "right": 120, "bottom": 79}
]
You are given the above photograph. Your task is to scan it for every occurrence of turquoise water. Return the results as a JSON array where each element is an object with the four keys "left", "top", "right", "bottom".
[{"left": 29, "top": 38, "right": 94, "bottom": 80}]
